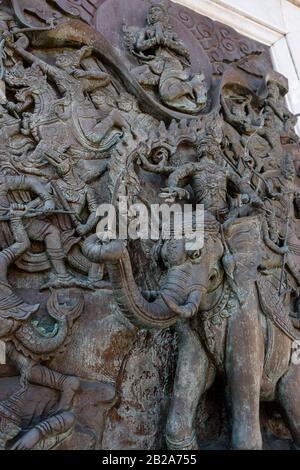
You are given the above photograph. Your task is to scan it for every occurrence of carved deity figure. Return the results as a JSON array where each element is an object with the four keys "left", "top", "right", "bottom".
[
  {"left": 0, "top": 203, "right": 39, "bottom": 322},
  {"left": 264, "top": 73, "right": 298, "bottom": 143},
  {"left": 160, "top": 137, "right": 263, "bottom": 222},
  {"left": 259, "top": 155, "right": 300, "bottom": 287},
  {"left": 255, "top": 73, "right": 298, "bottom": 166},
  {"left": 124, "top": 2, "right": 208, "bottom": 114}
]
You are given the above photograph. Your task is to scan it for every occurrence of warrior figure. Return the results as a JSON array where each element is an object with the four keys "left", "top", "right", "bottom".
[{"left": 160, "top": 137, "right": 263, "bottom": 222}]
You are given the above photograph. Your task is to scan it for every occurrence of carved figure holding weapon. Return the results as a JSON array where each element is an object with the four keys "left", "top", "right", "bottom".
[
  {"left": 45, "top": 148, "right": 106, "bottom": 287},
  {"left": 0, "top": 173, "right": 87, "bottom": 289}
]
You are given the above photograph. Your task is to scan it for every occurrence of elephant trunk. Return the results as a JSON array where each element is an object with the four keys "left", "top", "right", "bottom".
[{"left": 83, "top": 236, "right": 203, "bottom": 329}]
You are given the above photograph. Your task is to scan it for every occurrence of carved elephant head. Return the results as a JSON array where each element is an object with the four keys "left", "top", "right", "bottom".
[{"left": 83, "top": 219, "right": 224, "bottom": 329}]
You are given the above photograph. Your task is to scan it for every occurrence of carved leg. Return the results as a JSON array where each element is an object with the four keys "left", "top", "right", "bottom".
[
  {"left": 277, "top": 362, "right": 300, "bottom": 448},
  {"left": 88, "top": 262, "right": 103, "bottom": 281},
  {"left": 27, "top": 221, "right": 92, "bottom": 289},
  {"left": 11, "top": 411, "right": 75, "bottom": 450},
  {"left": 44, "top": 226, "right": 69, "bottom": 278},
  {"left": 26, "top": 221, "right": 69, "bottom": 279},
  {"left": 28, "top": 363, "right": 80, "bottom": 412},
  {"left": 165, "top": 321, "right": 215, "bottom": 450},
  {"left": 225, "top": 289, "right": 264, "bottom": 450},
  {"left": 7, "top": 345, "right": 80, "bottom": 412}
]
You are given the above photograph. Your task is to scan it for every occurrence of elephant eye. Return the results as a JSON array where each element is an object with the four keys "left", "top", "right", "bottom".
[{"left": 189, "top": 250, "right": 201, "bottom": 260}]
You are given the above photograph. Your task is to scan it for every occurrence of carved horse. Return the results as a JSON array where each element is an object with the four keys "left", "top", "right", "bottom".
[{"left": 4, "top": 43, "right": 122, "bottom": 173}]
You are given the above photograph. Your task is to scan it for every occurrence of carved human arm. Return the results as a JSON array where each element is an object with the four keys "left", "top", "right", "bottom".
[
  {"left": 0, "top": 204, "right": 30, "bottom": 284},
  {"left": 35, "top": 411, "right": 74, "bottom": 442},
  {"left": 71, "top": 69, "right": 110, "bottom": 92},
  {"left": 159, "top": 163, "right": 199, "bottom": 202},
  {"left": 167, "top": 163, "right": 199, "bottom": 187},
  {"left": 73, "top": 69, "right": 109, "bottom": 81},
  {"left": 75, "top": 188, "right": 99, "bottom": 237},
  {"left": 9, "top": 43, "right": 63, "bottom": 83},
  {"left": 0, "top": 175, "right": 55, "bottom": 211},
  {"left": 227, "top": 170, "right": 263, "bottom": 208},
  {"left": 82, "top": 160, "right": 109, "bottom": 184},
  {"left": 11, "top": 411, "right": 75, "bottom": 450},
  {"left": 136, "top": 30, "right": 158, "bottom": 53},
  {"left": 138, "top": 153, "right": 176, "bottom": 175},
  {"left": 265, "top": 98, "right": 289, "bottom": 123},
  {"left": 163, "top": 37, "right": 190, "bottom": 61},
  {"left": 7, "top": 95, "right": 32, "bottom": 114}
]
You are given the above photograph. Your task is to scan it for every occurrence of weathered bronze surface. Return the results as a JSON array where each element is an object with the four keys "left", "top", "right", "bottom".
[{"left": 0, "top": 0, "right": 299, "bottom": 450}]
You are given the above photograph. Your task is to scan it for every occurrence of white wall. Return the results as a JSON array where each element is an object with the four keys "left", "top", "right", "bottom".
[{"left": 171, "top": 0, "right": 300, "bottom": 134}]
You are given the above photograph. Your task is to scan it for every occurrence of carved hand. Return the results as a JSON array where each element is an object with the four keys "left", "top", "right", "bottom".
[
  {"left": 6, "top": 101, "right": 16, "bottom": 112},
  {"left": 43, "top": 199, "right": 56, "bottom": 213},
  {"left": 9, "top": 203, "right": 27, "bottom": 218},
  {"left": 160, "top": 187, "right": 190, "bottom": 203},
  {"left": 76, "top": 223, "right": 90, "bottom": 237},
  {"left": 249, "top": 194, "right": 264, "bottom": 208},
  {"left": 72, "top": 69, "right": 87, "bottom": 79}
]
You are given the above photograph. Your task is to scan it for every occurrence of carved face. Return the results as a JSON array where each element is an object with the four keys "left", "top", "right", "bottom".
[
  {"left": 117, "top": 94, "right": 136, "bottom": 112},
  {"left": 268, "top": 82, "right": 280, "bottom": 100},
  {"left": 5, "top": 63, "right": 44, "bottom": 88},
  {"left": 55, "top": 53, "right": 75, "bottom": 71},
  {"left": 148, "top": 6, "right": 167, "bottom": 24},
  {"left": 197, "top": 141, "right": 221, "bottom": 163}
]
